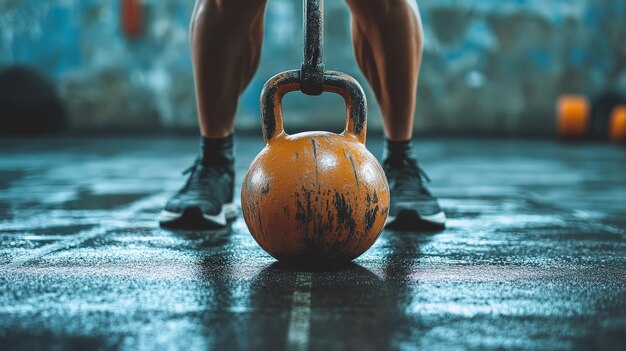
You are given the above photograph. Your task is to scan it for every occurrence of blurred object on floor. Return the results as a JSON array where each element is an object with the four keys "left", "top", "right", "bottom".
[
  {"left": 556, "top": 95, "right": 589, "bottom": 140},
  {"left": 592, "top": 91, "right": 626, "bottom": 140},
  {"left": 0, "top": 65, "right": 66, "bottom": 136},
  {"left": 610, "top": 105, "right": 626, "bottom": 145},
  {"left": 555, "top": 91, "right": 626, "bottom": 145}
]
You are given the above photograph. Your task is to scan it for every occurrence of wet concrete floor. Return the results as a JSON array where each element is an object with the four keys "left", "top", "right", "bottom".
[{"left": 0, "top": 136, "right": 625, "bottom": 350}]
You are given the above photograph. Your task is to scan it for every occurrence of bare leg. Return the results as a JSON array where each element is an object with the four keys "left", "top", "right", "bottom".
[
  {"left": 345, "top": 0, "right": 423, "bottom": 141},
  {"left": 190, "top": 0, "right": 267, "bottom": 138},
  {"left": 345, "top": 0, "right": 445, "bottom": 229},
  {"left": 160, "top": 0, "right": 267, "bottom": 229}
]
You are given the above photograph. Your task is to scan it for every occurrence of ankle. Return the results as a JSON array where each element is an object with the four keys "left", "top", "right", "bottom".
[
  {"left": 200, "top": 134, "right": 235, "bottom": 166},
  {"left": 382, "top": 138, "right": 415, "bottom": 163}
]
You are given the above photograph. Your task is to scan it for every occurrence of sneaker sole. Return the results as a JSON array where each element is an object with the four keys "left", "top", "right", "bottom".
[
  {"left": 386, "top": 209, "right": 446, "bottom": 230},
  {"left": 159, "top": 203, "right": 237, "bottom": 230}
]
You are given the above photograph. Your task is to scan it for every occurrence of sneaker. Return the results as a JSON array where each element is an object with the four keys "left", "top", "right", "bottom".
[
  {"left": 383, "top": 157, "right": 446, "bottom": 229},
  {"left": 159, "top": 158, "right": 237, "bottom": 230}
]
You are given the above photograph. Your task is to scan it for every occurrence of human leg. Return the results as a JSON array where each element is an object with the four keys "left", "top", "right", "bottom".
[
  {"left": 346, "top": 0, "right": 445, "bottom": 229},
  {"left": 161, "top": 0, "right": 267, "bottom": 229}
]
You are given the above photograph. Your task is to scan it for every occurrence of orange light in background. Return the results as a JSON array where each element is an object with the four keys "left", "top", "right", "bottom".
[
  {"left": 609, "top": 106, "right": 626, "bottom": 145},
  {"left": 557, "top": 95, "right": 590, "bottom": 139},
  {"left": 121, "top": 0, "right": 143, "bottom": 39}
]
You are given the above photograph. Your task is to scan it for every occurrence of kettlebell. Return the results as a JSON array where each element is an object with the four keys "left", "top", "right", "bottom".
[{"left": 241, "top": 69, "right": 389, "bottom": 266}]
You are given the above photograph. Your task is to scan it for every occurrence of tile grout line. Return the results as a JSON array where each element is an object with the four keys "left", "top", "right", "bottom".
[
  {"left": 1, "top": 194, "right": 165, "bottom": 270},
  {"left": 286, "top": 271, "right": 313, "bottom": 351}
]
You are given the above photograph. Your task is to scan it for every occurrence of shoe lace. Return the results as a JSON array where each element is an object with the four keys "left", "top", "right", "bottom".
[
  {"left": 384, "top": 158, "right": 431, "bottom": 195},
  {"left": 182, "top": 158, "right": 231, "bottom": 193}
]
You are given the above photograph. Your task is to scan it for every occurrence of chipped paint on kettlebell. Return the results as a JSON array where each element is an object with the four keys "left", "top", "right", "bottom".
[
  {"left": 242, "top": 70, "right": 389, "bottom": 266},
  {"left": 242, "top": 132, "right": 389, "bottom": 266}
]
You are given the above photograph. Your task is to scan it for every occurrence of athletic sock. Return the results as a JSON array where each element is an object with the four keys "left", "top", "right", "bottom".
[
  {"left": 200, "top": 134, "right": 234, "bottom": 166},
  {"left": 382, "top": 138, "right": 414, "bottom": 164}
]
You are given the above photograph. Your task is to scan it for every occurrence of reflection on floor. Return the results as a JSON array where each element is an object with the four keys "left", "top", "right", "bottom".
[{"left": 0, "top": 137, "right": 625, "bottom": 350}]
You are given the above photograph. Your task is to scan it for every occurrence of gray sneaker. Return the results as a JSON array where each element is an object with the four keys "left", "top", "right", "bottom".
[
  {"left": 383, "top": 157, "right": 446, "bottom": 230},
  {"left": 159, "top": 158, "right": 237, "bottom": 230}
]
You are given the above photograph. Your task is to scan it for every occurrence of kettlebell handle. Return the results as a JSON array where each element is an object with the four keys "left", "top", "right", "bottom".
[{"left": 261, "top": 70, "right": 368, "bottom": 144}]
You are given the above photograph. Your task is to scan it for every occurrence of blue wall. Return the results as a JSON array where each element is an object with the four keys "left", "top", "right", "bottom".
[{"left": 1, "top": 0, "right": 624, "bottom": 135}]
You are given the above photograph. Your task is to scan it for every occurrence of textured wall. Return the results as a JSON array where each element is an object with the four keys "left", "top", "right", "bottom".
[{"left": 1, "top": 0, "right": 624, "bottom": 135}]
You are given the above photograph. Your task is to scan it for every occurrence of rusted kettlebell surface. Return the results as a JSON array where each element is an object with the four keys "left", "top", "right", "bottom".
[{"left": 242, "top": 70, "right": 389, "bottom": 266}]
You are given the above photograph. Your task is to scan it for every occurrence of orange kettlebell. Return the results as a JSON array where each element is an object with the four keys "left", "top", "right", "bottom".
[{"left": 241, "top": 70, "right": 389, "bottom": 266}]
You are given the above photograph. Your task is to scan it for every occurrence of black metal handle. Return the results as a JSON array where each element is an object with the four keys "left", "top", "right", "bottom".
[
  {"left": 261, "top": 70, "right": 368, "bottom": 144},
  {"left": 300, "top": 0, "right": 324, "bottom": 96}
]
